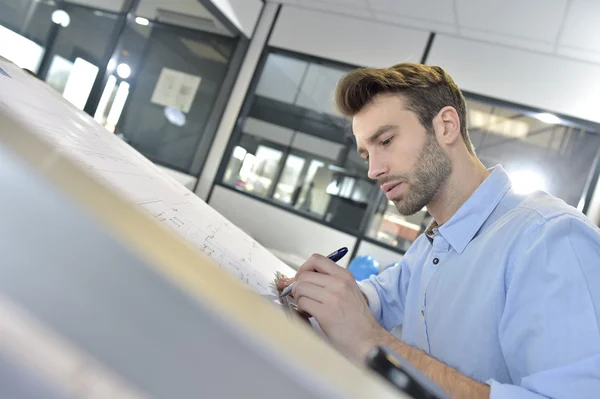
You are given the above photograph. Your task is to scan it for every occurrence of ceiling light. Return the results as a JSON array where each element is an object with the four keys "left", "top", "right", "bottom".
[
  {"left": 164, "top": 107, "right": 186, "bottom": 127},
  {"left": 51, "top": 10, "right": 70, "bottom": 27},
  {"left": 534, "top": 112, "right": 561, "bottom": 124},
  {"left": 135, "top": 17, "right": 149, "bottom": 26},
  {"left": 116, "top": 63, "right": 131, "bottom": 79}
]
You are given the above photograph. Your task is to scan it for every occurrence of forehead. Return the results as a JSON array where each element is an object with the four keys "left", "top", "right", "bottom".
[{"left": 352, "top": 94, "right": 411, "bottom": 142}]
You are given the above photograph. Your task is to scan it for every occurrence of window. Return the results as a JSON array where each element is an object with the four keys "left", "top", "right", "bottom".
[
  {"left": 115, "top": 23, "right": 238, "bottom": 174},
  {"left": 467, "top": 98, "right": 600, "bottom": 208},
  {"left": 218, "top": 50, "right": 378, "bottom": 234},
  {"left": 0, "top": 0, "right": 56, "bottom": 72},
  {"left": 41, "top": 5, "right": 120, "bottom": 110}
]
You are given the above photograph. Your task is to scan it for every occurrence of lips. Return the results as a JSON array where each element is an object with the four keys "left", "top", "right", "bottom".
[
  {"left": 381, "top": 181, "right": 402, "bottom": 193},
  {"left": 380, "top": 181, "right": 404, "bottom": 200}
]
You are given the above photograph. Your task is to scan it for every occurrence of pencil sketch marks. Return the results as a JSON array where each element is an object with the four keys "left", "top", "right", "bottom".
[{"left": 0, "top": 66, "right": 296, "bottom": 297}]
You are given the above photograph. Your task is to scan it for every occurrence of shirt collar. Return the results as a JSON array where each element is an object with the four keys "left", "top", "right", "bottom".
[{"left": 425, "top": 165, "right": 512, "bottom": 254}]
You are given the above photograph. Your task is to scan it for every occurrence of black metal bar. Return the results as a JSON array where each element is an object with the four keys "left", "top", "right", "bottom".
[
  {"left": 83, "top": 0, "right": 140, "bottom": 116},
  {"left": 36, "top": 0, "right": 67, "bottom": 79},
  {"left": 420, "top": 32, "right": 436, "bottom": 64},
  {"left": 580, "top": 146, "right": 600, "bottom": 214},
  {"left": 35, "top": 22, "right": 60, "bottom": 80}
]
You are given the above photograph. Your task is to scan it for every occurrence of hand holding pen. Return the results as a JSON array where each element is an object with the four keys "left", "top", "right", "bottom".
[
  {"left": 277, "top": 246, "right": 381, "bottom": 361},
  {"left": 278, "top": 247, "right": 348, "bottom": 298}
]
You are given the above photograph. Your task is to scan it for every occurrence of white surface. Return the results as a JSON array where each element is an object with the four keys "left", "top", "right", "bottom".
[
  {"left": 209, "top": 0, "right": 263, "bottom": 37},
  {"left": 156, "top": 165, "right": 197, "bottom": 190},
  {"left": 427, "top": 34, "right": 600, "bottom": 123},
  {"left": 195, "top": 3, "right": 279, "bottom": 200},
  {"left": 269, "top": 6, "right": 430, "bottom": 67},
  {"left": 275, "top": 0, "right": 600, "bottom": 65},
  {"left": 0, "top": 295, "right": 148, "bottom": 398},
  {"left": 355, "top": 240, "right": 403, "bottom": 270},
  {"left": 0, "top": 58, "right": 295, "bottom": 298},
  {"left": 209, "top": 186, "right": 355, "bottom": 268}
]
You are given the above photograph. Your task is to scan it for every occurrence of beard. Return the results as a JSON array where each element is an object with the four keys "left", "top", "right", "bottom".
[{"left": 391, "top": 132, "right": 452, "bottom": 215}]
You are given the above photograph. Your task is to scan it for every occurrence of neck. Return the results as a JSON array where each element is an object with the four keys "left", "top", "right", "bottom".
[{"left": 427, "top": 154, "right": 489, "bottom": 225}]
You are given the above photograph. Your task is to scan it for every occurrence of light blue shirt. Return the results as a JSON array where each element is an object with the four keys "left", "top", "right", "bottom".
[{"left": 359, "top": 166, "right": 600, "bottom": 398}]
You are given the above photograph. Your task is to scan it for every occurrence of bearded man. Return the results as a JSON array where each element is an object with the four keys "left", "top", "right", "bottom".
[{"left": 278, "top": 63, "right": 600, "bottom": 399}]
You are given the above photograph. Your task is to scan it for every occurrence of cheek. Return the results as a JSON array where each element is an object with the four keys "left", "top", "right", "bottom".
[{"left": 390, "top": 138, "right": 420, "bottom": 172}]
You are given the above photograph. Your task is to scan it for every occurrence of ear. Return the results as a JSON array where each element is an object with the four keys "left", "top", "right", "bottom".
[{"left": 433, "top": 106, "right": 461, "bottom": 146}]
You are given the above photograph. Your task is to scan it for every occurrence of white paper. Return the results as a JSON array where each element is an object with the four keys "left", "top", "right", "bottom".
[
  {"left": 150, "top": 67, "right": 201, "bottom": 113},
  {"left": 0, "top": 59, "right": 295, "bottom": 298}
]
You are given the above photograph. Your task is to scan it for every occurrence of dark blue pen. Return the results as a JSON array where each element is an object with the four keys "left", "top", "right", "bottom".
[{"left": 279, "top": 247, "right": 348, "bottom": 298}]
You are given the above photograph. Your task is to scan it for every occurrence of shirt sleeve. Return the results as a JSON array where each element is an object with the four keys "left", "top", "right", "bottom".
[
  {"left": 357, "top": 256, "right": 412, "bottom": 331},
  {"left": 492, "top": 215, "right": 600, "bottom": 399}
]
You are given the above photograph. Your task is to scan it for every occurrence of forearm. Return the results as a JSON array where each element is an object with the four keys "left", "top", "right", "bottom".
[{"left": 367, "top": 330, "right": 490, "bottom": 399}]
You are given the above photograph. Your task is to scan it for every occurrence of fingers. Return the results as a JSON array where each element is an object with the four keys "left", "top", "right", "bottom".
[
  {"left": 295, "top": 295, "right": 322, "bottom": 319},
  {"left": 297, "top": 253, "right": 348, "bottom": 277},
  {"left": 292, "top": 281, "right": 328, "bottom": 304},
  {"left": 293, "top": 271, "right": 337, "bottom": 290}
]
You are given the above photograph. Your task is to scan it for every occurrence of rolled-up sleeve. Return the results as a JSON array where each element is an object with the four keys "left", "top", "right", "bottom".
[
  {"left": 357, "top": 256, "right": 412, "bottom": 331},
  {"left": 493, "top": 215, "right": 600, "bottom": 399}
]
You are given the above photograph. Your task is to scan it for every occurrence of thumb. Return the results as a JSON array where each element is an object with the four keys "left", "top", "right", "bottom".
[{"left": 277, "top": 277, "right": 294, "bottom": 290}]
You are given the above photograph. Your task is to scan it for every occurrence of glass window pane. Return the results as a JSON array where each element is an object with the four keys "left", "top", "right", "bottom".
[
  {"left": 220, "top": 50, "right": 380, "bottom": 234},
  {"left": 366, "top": 199, "right": 431, "bottom": 252},
  {"left": 116, "top": 24, "right": 238, "bottom": 173},
  {"left": 467, "top": 98, "right": 600, "bottom": 208},
  {"left": 244, "top": 145, "right": 283, "bottom": 196},
  {"left": 295, "top": 63, "right": 348, "bottom": 115},
  {"left": 0, "top": 0, "right": 56, "bottom": 73},
  {"left": 274, "top": 154, "right": 306, "bottom": 204},
  {"left": 40, "top": 5, "right": 120, "bottom": 107},
  {"left": 255, "top": 53, "right": 308, "bottom": 104}
]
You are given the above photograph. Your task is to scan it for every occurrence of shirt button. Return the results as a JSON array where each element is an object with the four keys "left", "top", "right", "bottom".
[
  {"left": 421, "top": 309, "right": 425, "bottom": 317},
  {"left": 433, "top": 257, "right": 439, "bottom": 265}
]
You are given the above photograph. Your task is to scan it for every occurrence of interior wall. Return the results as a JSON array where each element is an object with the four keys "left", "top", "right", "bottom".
[{"left": 269, "top": 6, "right": 430, "bottom": 67}]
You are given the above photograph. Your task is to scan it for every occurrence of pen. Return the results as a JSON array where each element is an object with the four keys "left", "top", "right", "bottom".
[{"left": 279, "top": 247, "right": 348, "bottom": 298}]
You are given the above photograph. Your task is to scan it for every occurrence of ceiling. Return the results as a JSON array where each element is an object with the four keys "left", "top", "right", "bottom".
[{"left": 274, "top": 0, "right": 600, "bottom": 65}]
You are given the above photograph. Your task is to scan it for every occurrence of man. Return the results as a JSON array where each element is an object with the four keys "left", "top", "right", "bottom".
[{"left": 278, "top": 63, "right": 600, "bottom": 398}]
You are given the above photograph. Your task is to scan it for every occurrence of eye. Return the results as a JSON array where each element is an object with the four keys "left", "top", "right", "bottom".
[
  {"left": 364, "top": 155, "right": 369, "bottom": 165},
  {"left": 381, "top": 136, "right": 394, "bottom": 146}
]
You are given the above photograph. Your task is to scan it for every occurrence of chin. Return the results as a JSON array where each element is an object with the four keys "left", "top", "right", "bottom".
[{"left": 393, "top": 199, "right": 423, "bottom": 216}]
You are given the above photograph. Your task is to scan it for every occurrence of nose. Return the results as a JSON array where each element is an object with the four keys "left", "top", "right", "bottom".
[{"left": 367, "top": 155, "right": 388, "bottom": 180}]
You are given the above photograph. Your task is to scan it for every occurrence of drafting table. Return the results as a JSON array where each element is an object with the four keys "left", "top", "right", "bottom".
[{"left": 0, "top": 58, "right": 410, "bottom": 399}]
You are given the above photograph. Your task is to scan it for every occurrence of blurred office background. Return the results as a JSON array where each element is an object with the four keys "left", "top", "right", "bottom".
[{"left": 2, "top": 0, "right": 600, "bottom": 268}]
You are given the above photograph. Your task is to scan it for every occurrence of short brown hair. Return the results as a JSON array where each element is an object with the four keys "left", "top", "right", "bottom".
[{"left": 334, "top": 63, "right": 474, "bottom": 154}]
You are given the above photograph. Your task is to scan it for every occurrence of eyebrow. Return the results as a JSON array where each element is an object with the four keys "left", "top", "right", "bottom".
[{"left": 357, "top": 124, "right": 398, "bottom": 156}]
